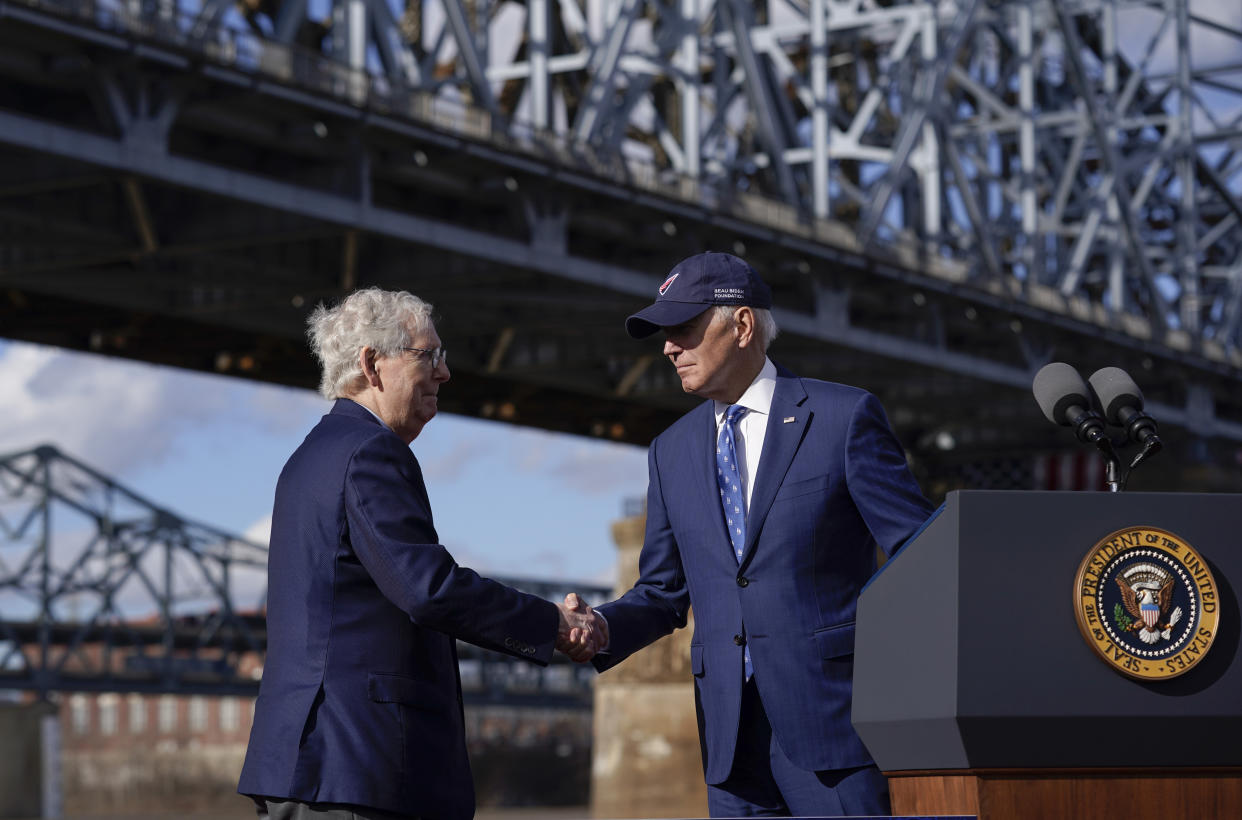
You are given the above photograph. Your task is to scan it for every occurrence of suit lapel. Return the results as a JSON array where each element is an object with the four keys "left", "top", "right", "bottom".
[{"left": 742, "top": 373, "right": 809, "bottom": 566}]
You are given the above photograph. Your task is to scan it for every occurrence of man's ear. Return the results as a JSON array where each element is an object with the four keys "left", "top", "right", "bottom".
[
  {"left": 358, "top": 347, "right": 382, "bottom": 387},
  {"left": 734, "top": 307, "right": 757, "bottom": 349}
]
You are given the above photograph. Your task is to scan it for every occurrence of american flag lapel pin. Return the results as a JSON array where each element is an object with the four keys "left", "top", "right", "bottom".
[{"left": 783, "top": 416, "right": 796, "bottom": 423}]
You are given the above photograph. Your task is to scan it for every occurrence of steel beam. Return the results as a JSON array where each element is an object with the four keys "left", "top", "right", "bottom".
[{"left": 571, "top": 0, "right": 643, "bottom": 143}]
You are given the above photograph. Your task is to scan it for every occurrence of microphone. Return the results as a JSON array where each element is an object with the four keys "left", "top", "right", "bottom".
[
  {"left": 1032, "top": 362, "right": 1107, "bottom": 444},
  {"left": 1087, "top": 367, "right": 1159, "bottom": 444}
]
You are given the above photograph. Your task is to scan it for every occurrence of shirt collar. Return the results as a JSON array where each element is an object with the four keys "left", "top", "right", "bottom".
[
  {"left": 714, "top": 357, "right": 777, "bottom": 424},
  {"left": 342, "top": 397, "right": 389, "bottom": 429}
]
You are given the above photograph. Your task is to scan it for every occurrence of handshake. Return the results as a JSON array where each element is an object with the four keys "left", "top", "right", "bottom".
[{"left": 555, "top": 593, "right": 609, "bottom": 663}]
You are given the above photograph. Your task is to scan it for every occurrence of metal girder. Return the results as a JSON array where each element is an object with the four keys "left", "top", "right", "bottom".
[
  {"left": 718, "top": 0, "right": 797, "bottom": 203},
  {"left": 570, "top": 0, "right": 644, "bottom": 143},
  {"left": 367, "top": 0, "right": 423, "bottom": 85},
  {"left": 272, "top": 0, "right": 309, "bottom": 44},
  {"left": 527, "top": 0, "right": 550, "bottom": 129},
  {"left": 1054, "top": 1, "right": 1173, "bottom": 334},
  {"left": 440, "top": 0, "right": 500, "bottom": 116},
  {"left": 857, "top": 0, "right": 979, "bottom": 244},
  {"left": 5, "top": 0, "right": 1231, "bottom": 360},
  {"left": 0, "top": 104, "right": 1120, "bottom": 398},
  {"left": 0, "top": 444, "right": 267, "bottom": 695}
]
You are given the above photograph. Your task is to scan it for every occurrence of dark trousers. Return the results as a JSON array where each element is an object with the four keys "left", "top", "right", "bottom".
[
  {"left": 705, "top": 678, "right": 891, "bottom": 818},
  {"left": 253, "top": 797, "right": 420, "bottom": 820}
]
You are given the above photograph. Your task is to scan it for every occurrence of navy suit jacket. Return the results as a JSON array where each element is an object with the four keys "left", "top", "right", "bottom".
[
  {"left": 594, "top": 367, "right": 933, "bottom": 784},
  {"left": 238, "top": 399, "right": 559, "bottom": 819}
]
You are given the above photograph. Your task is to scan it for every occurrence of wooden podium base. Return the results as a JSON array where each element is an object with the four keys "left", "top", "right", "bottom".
[{"left": 888, "top": 767, "right": 1242, "bottom": 819}]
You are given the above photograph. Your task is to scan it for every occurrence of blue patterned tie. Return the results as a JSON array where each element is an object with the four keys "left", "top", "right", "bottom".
[{"left": 716, "top": 404, "right": 752, "bottom": 680}]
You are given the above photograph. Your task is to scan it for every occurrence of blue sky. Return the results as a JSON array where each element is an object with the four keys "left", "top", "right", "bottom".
[{"left": 0, "top": 339, "right": 650, "bottom": 608}]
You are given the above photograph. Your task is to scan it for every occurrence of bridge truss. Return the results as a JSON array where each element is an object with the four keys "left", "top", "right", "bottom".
[
  {"left": 1, "top": 0, "right": 1241, "bottom": 483},
  {"left": 0, "top": 445, "right": 605, "bottom": 705}
]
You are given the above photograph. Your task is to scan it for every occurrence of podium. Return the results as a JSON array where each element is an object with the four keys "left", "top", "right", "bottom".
[{"left": 853, "top": 491, "right": 1242, "bottom": 819}]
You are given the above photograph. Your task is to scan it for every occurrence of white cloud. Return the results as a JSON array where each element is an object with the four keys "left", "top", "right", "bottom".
[
  {"left": 0, "top": 342, "right": 219, "bottom": 470},
  {"left": 243, "top": 513, "right": 273, "bottom": 547},
  {"left": 418, "top": 431, "right": 497, "bottom": 483},
  {"left": 418, "top": 417, "right": 648, "bottom": 495},
  {"left": 541, "top": 440, "right": 648, "bottom": 495},
  {"left": 0, "top": 340, "right": 320, "bottom": 476},
  {"left": 508, "top": 429, "right": 647, "bottom": 495},
  {"left": 229, "top": 565, "right": 269, "bottom": 612},
  {"left": 246, "top": 381, "right": 329, "bottom": 432}
]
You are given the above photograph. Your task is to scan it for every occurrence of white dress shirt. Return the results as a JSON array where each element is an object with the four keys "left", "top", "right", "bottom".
[
  {"left": 597, "top": 358, "right": 776, "bottom": 652},
  {"left": 713, "top": 358, "right": 777, "bottom": 515}
]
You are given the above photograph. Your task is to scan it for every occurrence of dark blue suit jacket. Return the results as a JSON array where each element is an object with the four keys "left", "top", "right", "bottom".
[
  {"left": 238, "top": 399, "right": 559, "bottom": 819},
  {"left": 594, "top": 367, "right": 933, "bottom": 784}
]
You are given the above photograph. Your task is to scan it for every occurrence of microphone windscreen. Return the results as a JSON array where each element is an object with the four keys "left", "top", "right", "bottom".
[
  {"left": 1033, "top": 362, "right": 1090, "bottom": 425},
  {"left": 1088, "top": 367, "right": 1144, "bottom": 424}
]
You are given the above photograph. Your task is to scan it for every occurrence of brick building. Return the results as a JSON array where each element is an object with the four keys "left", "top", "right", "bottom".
[{"left": 37, "top": 639, "right": 265, "bottom": 817}]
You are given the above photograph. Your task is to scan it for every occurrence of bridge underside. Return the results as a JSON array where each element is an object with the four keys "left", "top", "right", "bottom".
[{"left": 2, "top": 1, "right": 1242, "bottom": 492}]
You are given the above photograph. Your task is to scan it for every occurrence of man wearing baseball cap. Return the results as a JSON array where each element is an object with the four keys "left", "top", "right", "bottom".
[{"left": 576, "top": 251, "right": 933, "bottom": 817}]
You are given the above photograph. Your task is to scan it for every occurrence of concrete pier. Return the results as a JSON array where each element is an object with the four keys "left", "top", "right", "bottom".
[
  {"left": 0, "top": 702, "right": 59, "bottom": 819},
  {"left": 590, "top": 513, "right": 708, "bottom": 818}
]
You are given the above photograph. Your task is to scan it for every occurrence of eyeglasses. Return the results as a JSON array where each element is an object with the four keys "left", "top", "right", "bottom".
[{"left": 401, "top": 346, "right": 448, "bottom": 368}]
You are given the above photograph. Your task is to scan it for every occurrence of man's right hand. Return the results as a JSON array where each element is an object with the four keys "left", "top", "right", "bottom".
[{"left": 556, "top": 593, "right": 609, "bottom": 662}]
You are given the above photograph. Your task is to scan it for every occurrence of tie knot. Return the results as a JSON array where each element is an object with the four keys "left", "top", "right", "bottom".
[{"left": 725, "top": 404, "right": 746, "bottom": 425}]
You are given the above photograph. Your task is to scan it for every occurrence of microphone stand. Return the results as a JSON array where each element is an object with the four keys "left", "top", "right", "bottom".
[
  {"left": 1072, "top": 412, "right": 1124, "bottom": 492},
  {"left": 1093, "top": 435, "right": 1124, "bottom": 493}
]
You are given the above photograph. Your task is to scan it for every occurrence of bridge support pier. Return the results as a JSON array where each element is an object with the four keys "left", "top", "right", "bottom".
[
  {"left": 0, "top": 702, "right": 61, "bottom": 819},
  {"left": 590, "top": 511, "right": 707, "bottom": 818}
]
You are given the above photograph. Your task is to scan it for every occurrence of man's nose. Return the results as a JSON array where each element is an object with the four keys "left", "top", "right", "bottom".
[
  {"left": 437, "top": 361, "right": 451, "bottom": 382},
  {"left": 663, "top": 338, "right": 681, "bottom": 356}
]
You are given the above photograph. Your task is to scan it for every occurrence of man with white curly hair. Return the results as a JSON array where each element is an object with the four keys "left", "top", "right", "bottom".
[{"left": 239, "top": 287, "right": 602, "bottom": 820}]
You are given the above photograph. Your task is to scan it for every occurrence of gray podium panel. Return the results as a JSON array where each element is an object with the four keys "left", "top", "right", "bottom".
[{"left": 853, "top": 490, "right": 1242, "bottom": 771}]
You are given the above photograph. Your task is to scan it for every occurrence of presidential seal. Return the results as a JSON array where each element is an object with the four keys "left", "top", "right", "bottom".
[{"left": 1073, "top": 526, "right": 1219, "bottom": 680}]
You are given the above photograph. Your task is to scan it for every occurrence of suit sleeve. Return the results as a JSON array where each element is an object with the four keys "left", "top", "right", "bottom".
[
  {"left": 592, "top": 440, "right": 690, "bottom": 672},
  {"left": 344, "top": 430, "right": 560, "bottom": 664},
  {"left": 844, "top": 391, "right": 935, "bottom": 556}
]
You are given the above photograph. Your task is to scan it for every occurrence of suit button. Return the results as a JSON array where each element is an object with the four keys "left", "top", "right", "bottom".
[
  {"left": 733, "top": 634, "right": 745, "bottom": 646},
  {"left": 737, "top": 576, "right": 749, "bottom": 587}
]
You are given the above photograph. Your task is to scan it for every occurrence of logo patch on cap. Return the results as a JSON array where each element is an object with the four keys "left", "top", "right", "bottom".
[{"left": 658, "top": 273, "right": 680, "bottom": 296}]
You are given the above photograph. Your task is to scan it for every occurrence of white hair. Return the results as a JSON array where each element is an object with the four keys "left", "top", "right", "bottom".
[
  {"left": 714, "top": 305, "right": 779, "bottom": 352},
  {"left": 307, "top": 288, "right": 434, "bottom": 400}
]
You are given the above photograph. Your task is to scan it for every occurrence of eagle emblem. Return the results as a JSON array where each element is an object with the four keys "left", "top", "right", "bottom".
[
  {"left": 1074, "top": 526, "right": 1219, "bottom": 681},
  {"left": 1115, "top": 563, "right": 1182, "bottom": 645}
]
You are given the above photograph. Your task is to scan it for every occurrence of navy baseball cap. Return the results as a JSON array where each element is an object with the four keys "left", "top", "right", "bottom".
[{"left": 625, "top": 252, "right": 773, "bottom": 338}]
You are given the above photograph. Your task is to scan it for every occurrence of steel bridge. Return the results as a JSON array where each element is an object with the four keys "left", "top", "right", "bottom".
[
  {"left": 1, "top": 0, "right": 1241, "bottom": 486},
  {"left": 0, "top": 444, "right": 607, "bottom": 706}
]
